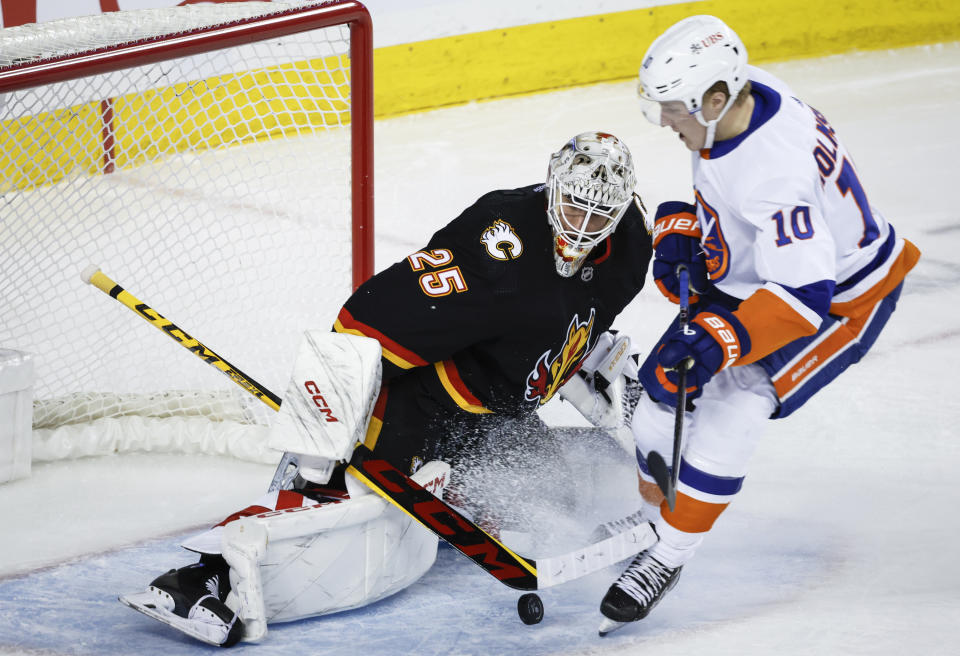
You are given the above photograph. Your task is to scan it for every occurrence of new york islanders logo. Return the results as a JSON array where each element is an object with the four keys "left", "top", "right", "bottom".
[
  {"left": 480, "top": 220, "right": 523, "bottom": 260},
  {"left": 696, "top": 189, "right": 731, "bottom": 282},
  {"left": 524, "top": 310, "right": 595, "bottom": 406}
]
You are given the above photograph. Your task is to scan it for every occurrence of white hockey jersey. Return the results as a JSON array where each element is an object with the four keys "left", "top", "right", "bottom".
[{"left": 693, "top": 66, "right": 920, "bottom": 364}]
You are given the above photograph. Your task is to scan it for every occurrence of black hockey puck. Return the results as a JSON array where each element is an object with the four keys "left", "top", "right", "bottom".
[{"left": 517, "top": 592, "right": 544, "bottom": 625}]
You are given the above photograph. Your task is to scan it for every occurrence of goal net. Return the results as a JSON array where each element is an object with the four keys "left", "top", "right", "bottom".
[{"left": 0, "top": 1, "right": 373, "bottom": 461}]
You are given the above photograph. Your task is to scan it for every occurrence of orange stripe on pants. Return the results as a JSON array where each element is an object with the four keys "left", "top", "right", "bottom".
[
  {"left": 661, "top": 492, "right": 729, "bottom": 533},
  {"left": 772, "top": 310, "right": 871, "bottom": 400}
]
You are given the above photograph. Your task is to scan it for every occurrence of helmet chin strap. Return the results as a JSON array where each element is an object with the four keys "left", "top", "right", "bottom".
[
  {"left": 703, "top": 121, "right": 719, "bottom": 151},
  {"left": 695, "top": 93, "right": 738, "bottom": 150}
]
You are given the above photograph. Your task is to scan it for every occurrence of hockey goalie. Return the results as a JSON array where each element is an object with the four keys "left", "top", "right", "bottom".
[
  {"left": 119, "top": 131, "right": 655, "bottom": 646},
  {"left": 121, "top": 332, "right": 452, "bottom": 647}
]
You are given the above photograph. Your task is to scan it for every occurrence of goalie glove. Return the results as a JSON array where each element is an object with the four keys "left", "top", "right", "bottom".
[{"left": 560, "top": 332, "right": 639, "bottom": 428}]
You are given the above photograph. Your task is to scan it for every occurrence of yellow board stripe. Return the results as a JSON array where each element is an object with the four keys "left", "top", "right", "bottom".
[
  {"left": 1, "top": 55, "right": 351, "bottom": 194},
  {"left": 374, "top": 0, "right": 960, "bottom": 117}
]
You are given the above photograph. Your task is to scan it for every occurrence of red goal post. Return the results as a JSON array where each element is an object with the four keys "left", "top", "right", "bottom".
[{"left": 0, "top": 1, "right": 374, "bottom": 458}]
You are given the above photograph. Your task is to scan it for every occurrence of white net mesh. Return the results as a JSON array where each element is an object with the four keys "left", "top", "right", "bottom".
[
  {"left": 0, "top": 1, "right": 368, "bottom": 453},
  {"left": 0, "top": 2, "right": 294, "bottom": 66}
]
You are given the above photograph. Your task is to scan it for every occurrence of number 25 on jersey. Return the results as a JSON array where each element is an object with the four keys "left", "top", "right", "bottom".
[{"left": 407, "top": 249, "right": 468, "bottom": 297}]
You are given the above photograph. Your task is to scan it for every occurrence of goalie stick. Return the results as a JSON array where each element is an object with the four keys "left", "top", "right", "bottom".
[
  {"left": 83, "top": 266, "right": 655, "bottom": 590},
  {"left": 81, "top": 266, "right": 281, "bottom": 412},
  {"left": 645, "top": 264, "right": 691, "bottom": 511}
]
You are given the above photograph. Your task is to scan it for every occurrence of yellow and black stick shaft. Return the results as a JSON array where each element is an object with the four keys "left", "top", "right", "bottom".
[{"left": 81, "top": 265, "right": 281, "bottom": 411}]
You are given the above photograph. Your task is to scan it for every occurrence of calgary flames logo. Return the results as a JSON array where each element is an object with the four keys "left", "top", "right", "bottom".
[
  {"left": 525, "top": 310, "right": 596, "bottom": 405},
  {"left": 480, "top": 220, "right": 523, "bottom": 260}
]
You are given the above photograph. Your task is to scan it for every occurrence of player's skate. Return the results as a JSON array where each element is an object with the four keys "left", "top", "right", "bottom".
[
  {"left": 597, "top": 550, "right": 682, "bottom": 636},
  {"left": 120, "top": 555, "right": 243, "bottom": 647}
]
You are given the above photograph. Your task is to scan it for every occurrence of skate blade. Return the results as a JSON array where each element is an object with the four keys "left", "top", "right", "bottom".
[
  {"left": 598, "top": 616, "right": 629, "bottom": 637},
  {"left": 120, "top": 590, "right": 228, "bottom": 647}
]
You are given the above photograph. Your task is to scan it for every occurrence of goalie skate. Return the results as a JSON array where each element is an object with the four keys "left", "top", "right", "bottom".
[{"left": 120, "top": 560, "right": 243, "bottom": 647}]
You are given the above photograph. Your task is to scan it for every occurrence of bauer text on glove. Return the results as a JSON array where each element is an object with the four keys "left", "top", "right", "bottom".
[
  {"left": 639, "top": 306, "right": 751, "bottom": 406},
  {"left": 651, "top": 201, "right": 709, "bottom": 304}
]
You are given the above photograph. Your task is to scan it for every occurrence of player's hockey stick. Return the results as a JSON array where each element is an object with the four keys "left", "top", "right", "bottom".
[
  {"left": 83, "top": 266, "right": 655, "bottom": 590},
  {"left": 645, "top": 264, "right": 690, "bottom": 511},
  {"left": 346, "top": 448, "right": 654, "bottom": 589}
]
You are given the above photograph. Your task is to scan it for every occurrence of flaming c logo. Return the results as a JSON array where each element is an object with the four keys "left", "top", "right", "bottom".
[
  {"left": 524, "top": 310, "right": 596, "bottom": 405},
  {"left": 481, "top": 220, "right": 523, "bottom": 261}
]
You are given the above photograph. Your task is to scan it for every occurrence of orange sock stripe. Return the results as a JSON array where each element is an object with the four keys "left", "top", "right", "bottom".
[{"left": 661, "top": 491, "right": 729, "bottom": 533}]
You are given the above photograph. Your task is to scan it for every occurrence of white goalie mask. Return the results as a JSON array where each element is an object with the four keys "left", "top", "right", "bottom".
[
  {"left": 546, "top": 132, "right": 637, "bottom": 277},
  {"left": 637, "top": 15, "right": 748, "bottom": 148}
]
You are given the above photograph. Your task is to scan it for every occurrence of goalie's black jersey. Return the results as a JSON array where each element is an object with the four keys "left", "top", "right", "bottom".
[{"left": 334, "top": 183, "right": 651, "bottom": 468}]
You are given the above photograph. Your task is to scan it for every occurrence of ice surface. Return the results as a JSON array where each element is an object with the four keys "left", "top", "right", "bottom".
[{"left": 1, "top": 43, "right": 959, "bottom": 655}]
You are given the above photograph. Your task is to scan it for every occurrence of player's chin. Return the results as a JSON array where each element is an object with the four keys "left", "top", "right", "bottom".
[{"left": 678, "top": 133, "right": 700, "bottom": 151}]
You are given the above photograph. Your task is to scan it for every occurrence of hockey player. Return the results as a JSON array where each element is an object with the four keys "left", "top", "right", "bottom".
[
  {"left": 597, "top": 16, "right": 921, "bottom": 635},
  {"left": 123, "top": 132, "right": 653, "bottom": 646},
  {"left": 334, "top": 131, "right": 650, "bottom": 476}
]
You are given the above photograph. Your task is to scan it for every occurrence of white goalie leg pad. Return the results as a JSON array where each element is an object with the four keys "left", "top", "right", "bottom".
[
  {"left": 268, "top": 331, "right": 383, "bottom": 465},
  {"left": 221, "top": 521, "right": 268, "bottom": 641},
  {"left": 222, "top": 461, "right": 451, "bottom": 642}
]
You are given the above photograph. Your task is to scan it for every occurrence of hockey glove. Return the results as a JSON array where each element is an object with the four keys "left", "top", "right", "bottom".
[
  {"left": 638, "top": 306, "right": 751, "bottom": 406},
  {"left": 651, "top": 201, "right": 709, "bottom": 304}
]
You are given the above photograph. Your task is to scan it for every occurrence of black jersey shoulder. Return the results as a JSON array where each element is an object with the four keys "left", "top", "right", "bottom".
[
  {"left": 425, "top": 184, "right": 550, "bottom": 285},
  {"left": 430, "top": 184, "right": 546, "bottom": 242}
]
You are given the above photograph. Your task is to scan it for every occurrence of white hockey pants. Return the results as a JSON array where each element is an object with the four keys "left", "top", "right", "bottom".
[{"left": 631, "top": 363, "right": 777, "bottom": 568}]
